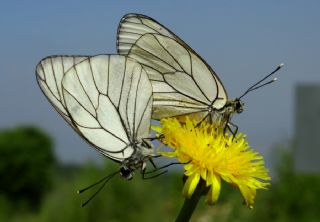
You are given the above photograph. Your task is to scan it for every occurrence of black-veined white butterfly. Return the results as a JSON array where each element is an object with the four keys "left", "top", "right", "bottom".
[
  {"left": 36, "top": 55, "right": 155, "bottom": 180},
  {"left": 117, "top": 13, "right": 282, "bottom": 131}
]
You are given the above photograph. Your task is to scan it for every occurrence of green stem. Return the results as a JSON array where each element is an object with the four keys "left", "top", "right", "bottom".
[{"left": 175, "top": 180, "right": 205, "bottom": 222}]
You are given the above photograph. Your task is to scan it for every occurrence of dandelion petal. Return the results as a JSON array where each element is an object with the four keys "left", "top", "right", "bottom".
[
  {"left": 206, "top": 173, "right": 221, "bottom": 205},
  {"left": 182, "top": 173, "right": 200, "bottom": 198}
]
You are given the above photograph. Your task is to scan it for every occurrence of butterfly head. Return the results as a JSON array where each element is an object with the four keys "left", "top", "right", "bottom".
[
  {"left": 223, "top": 98, "right": 244, "bottom": 116},
  {"left": 234, "top": 98, "right": 244, "bottom": 114},
  {"left": 120, "top": 166, "right": 134, "bottom": 180},
  {"left": 119, "top": 141, "right": 154, "bottom": 180}
]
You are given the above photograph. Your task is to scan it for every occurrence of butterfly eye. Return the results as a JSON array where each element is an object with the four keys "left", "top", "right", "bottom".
[
  {"left": 120, "top": 167, "right": 133, "bottom": 180},
  {"left": 235, "top": 100, "right": 244, "bottom": 113}
]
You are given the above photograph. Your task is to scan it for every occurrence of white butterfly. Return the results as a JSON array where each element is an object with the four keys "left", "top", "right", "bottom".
[
  {"left": 36, "top": 55, "right": 154, "bottom": 180},
  {"left": 117, "top": 14, "right": 281, "bottom": 131}
]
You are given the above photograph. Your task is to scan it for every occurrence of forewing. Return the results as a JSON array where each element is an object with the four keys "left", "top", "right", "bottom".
[
  {"left": 117, "top": 13, "right": 184, "bottom": 55},
  {"left": 127, "top": 33, "right": 227, "bottom": 119},
  {"left": 36, "top": 55, "right": 88, "bottom": 124},
  {"left": 62, "top": 55, "right": 152, "bottom": 161}
]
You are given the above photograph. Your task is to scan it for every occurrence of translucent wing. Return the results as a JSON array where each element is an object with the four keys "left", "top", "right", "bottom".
[
  {"left": 127, "top": 33, "right": 228, "bottom": 119},
  {"left": 36, "top": 55, "right": 88, "bottom": 124},
  {"left": 117, "top": 14, "right": 227, "bottom": 120},
  {"left": 117, "top": 13, "right": 182, "bottom": 55},
  {"left": 62, "top": 55, "right": 152, "bottom": 161}
]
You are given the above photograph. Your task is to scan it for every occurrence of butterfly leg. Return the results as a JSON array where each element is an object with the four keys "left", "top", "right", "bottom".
[
  {"left": 141, "top": 138, "right": 153, "bottom": 149},
  {"left": 142, "top": 137, "right": 157, "bottom": 141},
  {"left": 149, "top": 158, "right": 158, "bottom": 169},
  {"left": 142, "top": 162, "right": 178, "bottom": 179},
  {"left": 141, "top": 138, "right": 163, "bottom": 161},
  {"left": 141, "top": 156, "right": 168, "bottom": 179},
  {"left": 143, "top": 134, "right": 164, "bottom": 141},
  {"left": 141, "top": 167, "right": 168, "bottom": 180},
  {"left": 143, "top": 161, "right": 190, "bottom": 175},
  {"left": 226, "top": 121, "right": 238, "bottom": 140}
]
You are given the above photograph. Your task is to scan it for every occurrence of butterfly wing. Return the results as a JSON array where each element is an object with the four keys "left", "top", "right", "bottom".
[
  {"left": 61, "top": 55, "right": 152, "bottom": 162},
  {"left": 127, "top": 33, "right": 228, "bottom": 120},
  {"left": 36, "top": 55, "right": 89, "bottom": 125},
  {"left": 117, "top": 14, "right": 228, "bottom": 120},
  {"left": 117, "top": 13, "right": 183, "bottom": 55}
]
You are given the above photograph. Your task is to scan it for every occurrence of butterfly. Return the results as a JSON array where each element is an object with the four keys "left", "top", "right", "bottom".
[
  {"left": 117, "top": 13, "right": 282, "bottom": 132},
  {"left": 36, "top": 55, "right": 155, "bottom": 180}
]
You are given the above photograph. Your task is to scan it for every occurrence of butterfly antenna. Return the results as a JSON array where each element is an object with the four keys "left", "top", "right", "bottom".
[
  {"left": 78, "top": 170, "right": 119, "bottom": 207},
  {"left": 77, "top": 170, "right": 119, "bottom": 194},
  {"left": 239, "top": 63, "right": 284, "bottom": 99}
]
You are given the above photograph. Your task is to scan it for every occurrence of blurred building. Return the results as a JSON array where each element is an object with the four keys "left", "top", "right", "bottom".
[{"left": 294, "top": 84, "right": 320, "bottom": 173}]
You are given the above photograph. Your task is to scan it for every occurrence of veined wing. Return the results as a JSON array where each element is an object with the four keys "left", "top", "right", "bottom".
[
  {"left": 117, "top": 13, "right": 186, "bottom": 55},
  {"left": 127, "top": 33, "right": 228, "bottom": 119},
  {"left": 62, "top": 55, "right": 152, "bottom": 161},
  {"left": 36, "top": 55, "right": 88, "bottom": 124}
]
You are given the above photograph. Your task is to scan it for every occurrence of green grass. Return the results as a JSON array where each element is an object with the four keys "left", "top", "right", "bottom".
[{"left": 1, "top": 155, "right": 320, "bottom": 222}]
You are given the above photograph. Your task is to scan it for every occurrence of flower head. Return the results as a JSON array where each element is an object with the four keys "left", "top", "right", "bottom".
[{"left": 153, "top": 117, "right": 271, "bottom": 208}]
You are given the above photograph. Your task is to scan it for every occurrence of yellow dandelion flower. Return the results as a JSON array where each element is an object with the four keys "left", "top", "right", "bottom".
[{"left": 153, "top": 117, "right": 271, "bottom": 208}]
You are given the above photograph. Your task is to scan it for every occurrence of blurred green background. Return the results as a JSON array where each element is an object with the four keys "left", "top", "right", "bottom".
[{"left": 0, "top": 126, "right": 319, "bottom": 222}]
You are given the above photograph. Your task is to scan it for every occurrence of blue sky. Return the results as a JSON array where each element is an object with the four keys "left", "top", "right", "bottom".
[{"left": 0, "top": 1, "right": 319, "bottom": 169}]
